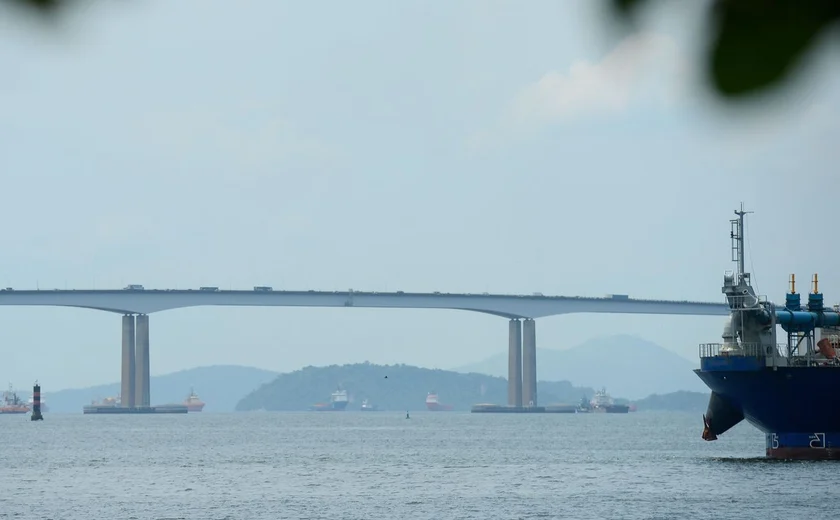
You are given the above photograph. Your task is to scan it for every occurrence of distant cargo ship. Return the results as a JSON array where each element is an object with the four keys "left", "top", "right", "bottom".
[
  {"left": 183, "top": 388, "right": 205, "bottom": 412},
  {"left": 426, "top": 392, "right": 453, "bottom": 411},
  {"left": 1, "top": 384, "right": 29, "bottom": 414},
  {"left": 590, "top": 388, "right": 630, "bottom": 413},
  {"left": 310, "top": 389, "right": 349, "bottom": 411}
]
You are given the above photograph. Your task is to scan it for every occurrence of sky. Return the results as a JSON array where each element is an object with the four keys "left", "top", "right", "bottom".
[{"left": 0, "top": 0, "right": 838, "bottom": 391}]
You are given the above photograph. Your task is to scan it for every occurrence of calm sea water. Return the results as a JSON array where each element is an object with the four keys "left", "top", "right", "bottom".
[{"left": 0, "top": 411, "right": 835, "bottom": 519}]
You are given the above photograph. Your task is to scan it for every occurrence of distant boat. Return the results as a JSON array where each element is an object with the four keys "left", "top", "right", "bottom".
[
  {"left": 425, "top": 391, "right": 453, "bottom": 411},
  {"left": 576, "top": 395, "right": 592, "bottom": 413},
  {"left": 183, "top": 388, "right": 205, "bottom": 412},
  {"left": 310, "top": 389, "right": 349, "bottom": 411},
  {"left": 360, "top": 398, "right": 379, "bottom": 411},
  {"left": 1, "top": 384, "right": 29, "bottom": 414},
  {"left": 590, "top": 388, "right": 630, "bottom": 413}
]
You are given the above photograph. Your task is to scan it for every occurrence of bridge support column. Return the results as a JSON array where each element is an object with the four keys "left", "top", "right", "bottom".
[
  {"left": 508, "top": 319, "right": 522, "bottom": 407},
  {"left": 120, "top": 314, "right": 136, "bottom": 408},
  {"left": 522, "top": 318, "right": 537, "bottom": 407},
  {"left": 135, "top": 314, "right": 151, "bottom": 408}
]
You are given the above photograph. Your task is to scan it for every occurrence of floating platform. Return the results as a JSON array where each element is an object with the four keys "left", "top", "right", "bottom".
[
  {"left": 544, "top": 405, "right": 579, "bottom": 413},
  {"left": 471, "top": 404, "right": 546, "bottom": 413},
  {"left": 83, "top": 404, "right": 188, "bottom": 414}
]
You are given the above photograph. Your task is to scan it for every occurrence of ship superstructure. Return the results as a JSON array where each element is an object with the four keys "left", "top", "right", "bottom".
[
  {"left": 696, "top": 205, "right": 840, "bottom": 459},
  {"left": 183, "top": 388, "right": 205, "bottom": 412}
]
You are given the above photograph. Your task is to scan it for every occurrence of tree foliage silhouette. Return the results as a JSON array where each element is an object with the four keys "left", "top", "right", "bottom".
[
  {"left": 612, "top": 0, "right": 840, "bottom": 98},
  {"left": 6, "top": 0, "right": 840, "bottom": 100}
]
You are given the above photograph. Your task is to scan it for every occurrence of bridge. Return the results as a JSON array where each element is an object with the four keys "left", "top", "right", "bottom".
[{"left": 0, "top": 287, "right": 729, "bottom": 411}]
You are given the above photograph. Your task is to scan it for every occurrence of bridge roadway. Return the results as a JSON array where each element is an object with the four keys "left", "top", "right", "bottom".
[
  {"left": 0, "top": 288, "right": 729, "bottom": 411},
  {"left": 0, "top": 288, "right": 727, "bottom": 317}
]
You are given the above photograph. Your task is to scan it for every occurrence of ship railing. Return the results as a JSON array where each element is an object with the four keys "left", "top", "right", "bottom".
[{"left": 699, "top": 342, "right": 782, "bottom": 359}]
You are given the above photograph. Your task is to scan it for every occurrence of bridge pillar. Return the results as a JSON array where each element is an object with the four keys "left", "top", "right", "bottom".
[
  {"left": 508, "top": 319, "right": 522, "bottom": 407},
  {"left": 522, "top": 318, "right": 537, "bottom": 407},
  {"left": 120, "top": 314, "right": 136, "bottom": 408},
  {"left": 135, "top": 314, "right": 151, "bottom": 407}
]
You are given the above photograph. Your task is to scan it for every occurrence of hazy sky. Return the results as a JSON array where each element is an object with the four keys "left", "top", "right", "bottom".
[{"left": 1, "top": 1, "right": 838, "bottom": 391}]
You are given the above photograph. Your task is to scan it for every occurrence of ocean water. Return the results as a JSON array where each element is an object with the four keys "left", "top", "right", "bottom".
[{"left": 0, "top": 411, "right": 836, "bottom": 520}]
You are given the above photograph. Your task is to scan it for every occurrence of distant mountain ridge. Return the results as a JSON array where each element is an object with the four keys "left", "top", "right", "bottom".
[
  {"left": 453, "top": 334, "right": 707, "bottom": 399},
  {"left": 44, "top": 365, "right": 279, "bottom": 413}
]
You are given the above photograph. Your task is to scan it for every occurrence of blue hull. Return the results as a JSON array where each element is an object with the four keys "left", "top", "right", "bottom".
[{"left": 695, "top": 366, "right": 840, "bottom": 459}]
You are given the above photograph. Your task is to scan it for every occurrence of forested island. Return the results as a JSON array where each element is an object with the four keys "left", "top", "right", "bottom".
[{"left": 235, "top": 362, "right": 599, "bottom": 412}]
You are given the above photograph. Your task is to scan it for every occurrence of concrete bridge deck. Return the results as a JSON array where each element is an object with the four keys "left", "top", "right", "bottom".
[{"left": 0, "top": 288, "right": 729, "bottom": 318}]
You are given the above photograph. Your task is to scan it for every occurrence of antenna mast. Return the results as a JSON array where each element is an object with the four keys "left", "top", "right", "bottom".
[{"left": 730, "top": 202, "right": 753, "bottom": 282}]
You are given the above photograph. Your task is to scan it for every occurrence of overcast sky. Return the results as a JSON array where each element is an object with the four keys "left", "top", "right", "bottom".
[{"left": 0, "top": 0, "right": 838, "bottom": 391}]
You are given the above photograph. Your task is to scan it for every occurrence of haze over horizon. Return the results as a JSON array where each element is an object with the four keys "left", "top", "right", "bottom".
[{"left": 1, "top": 0, "right": 837, "bottom": 390}]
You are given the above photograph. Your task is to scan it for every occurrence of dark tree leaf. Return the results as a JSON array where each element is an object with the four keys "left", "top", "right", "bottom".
[
  {"left": 709, "top": 0, "right": 840, "bottom": 97},
  {"left": 611, "top": 0, "right": 840, "bottom": 98},
  {"left": 611, "top": 0, "right": 648, "bottom": 15},
  {"left": 5, "top": 0, "right": 62, "bottom": 13}
]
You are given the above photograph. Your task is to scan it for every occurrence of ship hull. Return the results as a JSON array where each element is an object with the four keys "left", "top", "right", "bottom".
[
  {"left": 0, "top": 408, "right": 29, "bottom": 414},
  {"left": 185, "top": 403, "right": 205, "bottom": 412},
  {"left": 695, "top": 367, "right": 840, "bottom": 460},
  {"left": 426, "top": 403, "right": 453, "bottom": 411},
  {"left": 311, "top": 401, "right": 348, "bottom": 411},
  {"left": 592, "top": 405, "right": 630, "bottom": 414}
]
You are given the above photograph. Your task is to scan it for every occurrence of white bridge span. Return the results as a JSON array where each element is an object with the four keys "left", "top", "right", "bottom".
[
  {"left": 0, "top": 288, "right": 728, "bottom": 411},
  {"left": 0, "top": 288, "right": 727, "bottom": 318}
]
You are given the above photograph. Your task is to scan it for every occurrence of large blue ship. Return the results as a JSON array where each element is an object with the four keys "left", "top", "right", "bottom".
[{"left": 696, "top": 206, "right": 840, "bottom": 460}]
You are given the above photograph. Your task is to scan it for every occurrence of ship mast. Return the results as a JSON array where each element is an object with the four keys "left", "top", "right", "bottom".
[{"left": 731, "top": 203, "right": 753, "bottom": 284}]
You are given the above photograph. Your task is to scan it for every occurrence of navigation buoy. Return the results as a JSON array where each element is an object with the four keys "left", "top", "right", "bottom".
[
  {"left": 406, "top": 411, "right": 410, "bottom": 419},
  {"left": 31, "top": 381, "right": 43, "bottom": 421}
]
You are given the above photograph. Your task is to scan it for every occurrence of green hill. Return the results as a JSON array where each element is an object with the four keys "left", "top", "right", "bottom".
[{"left": 236, "top": 362, "right": 596, "bottom": 411}]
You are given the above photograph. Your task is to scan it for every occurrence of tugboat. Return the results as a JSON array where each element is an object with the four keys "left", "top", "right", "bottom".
[
  {"left": 183, "top": 388, "right": 205, "bottom": 412},
  {"left": 590, "top": 388, "right": 630, "bottom": 413},
  {"left": 360, "top": 398, "right": 379, "bottom": 411},
  {"left": 1, "top": 384, "right": 29, "bottom": 414}
]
